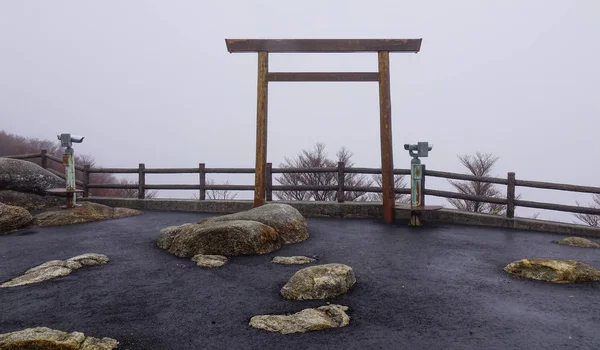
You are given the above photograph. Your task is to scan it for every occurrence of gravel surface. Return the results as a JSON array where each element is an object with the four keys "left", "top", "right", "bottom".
[{"left": 1, "top": 211, "right": 599, "bottom": 349}]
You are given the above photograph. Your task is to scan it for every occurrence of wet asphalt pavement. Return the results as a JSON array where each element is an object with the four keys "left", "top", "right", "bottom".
[{"left": 1, "top": 211, "right": 599, "bottom": 350}]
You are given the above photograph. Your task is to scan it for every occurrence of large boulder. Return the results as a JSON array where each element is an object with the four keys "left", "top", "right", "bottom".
[
  {"left": 0, "top": 190, "right": 64, "bottom": 210},
  {"left": 0, "top": 158, "right": 64, "bottom": 194},
  {"left": 1, "top": 253, "right": 109, "bottom": 288},
  {"left": 33, "top": 201, "right": 141, "bottom": 227},
  {"left": 554, "top": 237, "right": 600, "bottom": 248},
  {"left": 280, "top": 263, "right": 357, "bottom": 300},
  {"left": 249, "top": 304, "right": 350, "bottom": 334},
  {"left": 0, "top": 202, "right": 33, "bottom": 233},
  {"left": 196, "top": 203, "right": 308, "bottom": 244},
  {"left": 504, "top": 258, "right": 600, "bottom": 283},
  {"left": 0, "top": 326, "right": 118, "bottom": 349},
  {"left": 157, "top": 220, "right": 283, "bottom": 258}
]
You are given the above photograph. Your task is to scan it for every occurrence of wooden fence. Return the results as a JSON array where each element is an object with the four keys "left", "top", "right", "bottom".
[{"left": 4, "top": 150, "right": 600, "bottom": 219}]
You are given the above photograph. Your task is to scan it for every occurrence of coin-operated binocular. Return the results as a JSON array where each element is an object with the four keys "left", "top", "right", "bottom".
[
  {"left": 404, "top": 142, "right": 433, "bottom": 164},
  {"left": 400, "top": 141, "right": 441, "bottom": 226},
  {"left": 55, "top": 133, "right": 85, "bottom": 208},
  {"left": 58, "top": 133, "right": 85, "bottom": 149}
]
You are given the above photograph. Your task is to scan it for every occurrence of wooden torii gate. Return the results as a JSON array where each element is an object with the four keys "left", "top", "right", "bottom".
[{"left": 225, "top": 38, "right": 422, "bottom": 224}]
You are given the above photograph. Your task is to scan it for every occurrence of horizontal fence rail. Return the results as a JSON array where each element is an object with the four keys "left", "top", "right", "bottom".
[{"left": 3, "top": 150, "right": 600, "bottom": 221}]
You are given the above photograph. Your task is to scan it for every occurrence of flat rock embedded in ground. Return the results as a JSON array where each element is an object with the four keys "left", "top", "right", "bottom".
[
  {"left": 196, "top": 203, "right": 309, "bottom": 244},
  {"left": 249, "top": 304, "right": 350, "bottom": 334},
  {"left": 554, "top": 236, "right": 600, "bottom": 248},
  {"left": 0, "top": 326, "right": 118, "bottom": 350},
  {"left": 157, "top": 220, "right": 282, "bottom": 258},
  {"left": 33, "top": 201, "right": 141, "bottom": 227},
  {"left": 192, "top": 254, "right": 228, "bottom": 267},
  {"left": 272, "top": 256, "right": 316, "bottom": 265},
  {"left": 503, "top": 258, "right": 600, "bottom": 283},
  {"left": 0, "top": 202, "right": 33, "bottom": 234},
  {"left": 1, "top": 253, "right": 109, "bottom": 288},
  {"left": 280, "top": 263, "right": 357, "bottom": 300}
]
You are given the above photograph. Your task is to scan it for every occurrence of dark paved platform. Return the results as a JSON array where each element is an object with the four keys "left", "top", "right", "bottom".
[{"left": 1, "top": 211, "right": 599, "bottom": 349}]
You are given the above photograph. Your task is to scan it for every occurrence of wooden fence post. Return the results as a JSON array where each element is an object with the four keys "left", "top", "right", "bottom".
[
  {"left": 138, "top": 163, "right": 145, "bottom": 199},
  {"left": 338, "top": 161, "right": 345, "bottom": 203},
  {"left": 507, "top": 172, "right": 516, "bottom": 218},
  {"left": 199, "top": 163, "right": 206, "bottom": 200},
  {"left": 266, "top": 162, "right": 273, "bottom": 201},
  {"left": 83, "top": 164, "right": 90, "bottom": 197},
  {"left": 40, "top": 149, "right": 48, "bottom": 169}
]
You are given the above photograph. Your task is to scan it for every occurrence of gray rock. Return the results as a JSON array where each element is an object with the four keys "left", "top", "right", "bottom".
[
  {"left": 0, "top": 158, "right": 64, "bottom": 194},
  {"left": 0, "top": 190, "right": 63, "bottom": 210},
  {"left": 281, "top": 263, "right": 357, "bottom": 300},
  {"left": 80, "top": 335, "right": 120, "bottom": 350},
  {"left": 1, "top": 265, "right": 72, "bottom": 288},
  {"left": 157, "top": 220, "right": 282, "bottom": 258},
  {"left": 192, "top": 254, "right": 228, "bottom": 267},
  {"left": 272, "top": 256, "right": 316, "bottom": 265},
  {"left": 249, "top": 304, "right": 350, "bottom": 334},
  {"left": 554, "top": 236, "right": 600, "bottom": 248},
  {"left": 1, "top": 253, "right": 110, "bottom": 288},
  {"left": 0, "top": 326, "right": 118, "bottom": 350},
  {"left": 504, "top": 258, "right": 600, "bottom": 283},
  {"left": 66, "top": 253, "right": 110, "bottom": 268},
  {"left": 197, "top": 203, "right": 308, "bottom": 244},
  {"left": 0, "top": 202, "right": 33, "bottom": 233}
]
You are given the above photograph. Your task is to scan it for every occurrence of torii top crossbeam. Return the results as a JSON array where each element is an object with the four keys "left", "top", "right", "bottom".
[
  {"left": 226, "top": 39, "right": 422, "bottom": 53},
  {"left": 225, "top": 38, "right": 422, "bottom": 224}
]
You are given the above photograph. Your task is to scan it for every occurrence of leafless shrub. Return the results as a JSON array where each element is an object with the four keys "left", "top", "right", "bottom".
[
  {"left": 573, "top": 194, "right": 600, "bottom": 227},
  {"left": 192, "top": 179, "right": 238, "bottom": 200}
]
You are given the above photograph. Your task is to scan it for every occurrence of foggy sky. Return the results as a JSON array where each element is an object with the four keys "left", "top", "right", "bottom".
[{"left": 1, "top": 1, "right": 598, "bottom": 222}]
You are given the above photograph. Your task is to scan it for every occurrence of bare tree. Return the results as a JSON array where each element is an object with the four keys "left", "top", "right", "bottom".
[
  {"left": 274, "top": 143, "right": 372, "bottom": 201},
  {"left": 447, "top": 152, "right": 515, "bottom": 215},
  {"left": 573, "top": 194, "right": 600, "bottom": 227},
  {"left": 363, "top": 173, "right": 410, "bottom": 203}
]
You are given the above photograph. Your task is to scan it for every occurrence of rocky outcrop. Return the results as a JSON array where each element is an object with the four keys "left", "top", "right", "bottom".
[
  {"left": 192, "top": 254, "right": 228, "bottom": 267},
  {"left": 1, "top": 253, "right": 109, "bottom": 288},
  {"left": 0, "top": 190, "right": 63, "bottom": 210},
  {"left": 0, "top": 158, "right": 64, "bottom": 194},
  {"left": 554, "top": 237, "right": 600, "bottom": 248},
  {"left": 504, "top": 258, "right": 600, "bottom": 283},
  {"left": 249, "top": 304, "right": 350, "bottom": 334},
  {"left": 196, "top": 203, "right": 308, "bottom": 244},
  {"left": 0, "top": 326, "right": 118, "bottom": 349},
  {"left": 280, "top": 263, "right": 357, "bottom": 300},
  {"left": 0, "top": 202, "right": 33, "bottom": 233},
  {"left": 33, "top": 201, "right": 141, "bottom": 227},
  {"left": 272, "top": 256, "right": 316, "bottom": 265},
  {"left": 157, "top": 220, "right": 282, "bottom": 258}
]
